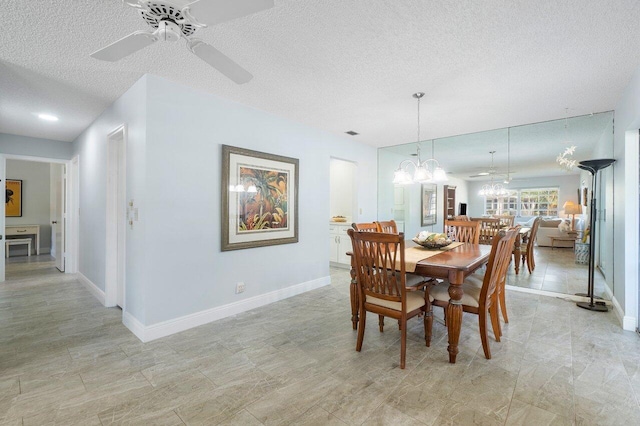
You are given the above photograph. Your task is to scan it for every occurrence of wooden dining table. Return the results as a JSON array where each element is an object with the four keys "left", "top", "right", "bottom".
[{"left": 349, "top": 242, "right": 491, "bottom": 363}]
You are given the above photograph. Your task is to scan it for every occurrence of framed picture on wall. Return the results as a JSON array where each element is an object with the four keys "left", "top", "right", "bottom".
[
  {"left": 421, "top": 183, "right": 437, "bottom": 226},
  {"left": 583, "top": 187, "right": 588, "bottom": 206},
  {"left": 5, "top": 179, "right": 22, "bottom": 217},
  {"left": 221, "top": 145, "right": 299, "bottom": 251}
]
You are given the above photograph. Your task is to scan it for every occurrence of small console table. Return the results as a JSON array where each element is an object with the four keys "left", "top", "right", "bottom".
[{"left": 6, "top": 225, "right": 40, "bottom": 255}]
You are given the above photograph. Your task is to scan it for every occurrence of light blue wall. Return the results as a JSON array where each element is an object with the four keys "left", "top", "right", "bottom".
[
  {"left": 141, "top": 74, "right": 377, "bottom": 324},
  {"left": 0, "top": 134, "right": 73, "bottom": 159},
  {"left": 72, "top": 75, "right": 148, "bottom": 322},
  {"left": 610, "top": 65, "right": 640, "bottom": 324}
]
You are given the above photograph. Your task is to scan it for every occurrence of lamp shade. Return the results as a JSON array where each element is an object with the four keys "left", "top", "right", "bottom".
[{"left": 563, "top": 201, "right": 582, "bottom": 215}]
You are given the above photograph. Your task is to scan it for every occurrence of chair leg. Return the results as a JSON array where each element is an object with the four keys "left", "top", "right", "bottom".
[
  {"left": 490, "top": 306, "right": 501, "bottom": 342},
  {"left": 356, "top": 307, "right": 366, "bottom": 352},
  {"left": 378, "top": 315, "right": 384, "bottom": 332},
  {"left": 499, "top": 287, "right": 509, "bottom": 324},
  {"left": 478, "top": 309, "right": 491, "bottom": 359},
  {"left": 527, "top": 252, "right": 534, "bottom": 274},
  {"left": 400, "top": 318, "right": 407, "bottom": 369},
  {"left": 425, "top": 310, "right": 433, "bottom": 347}
]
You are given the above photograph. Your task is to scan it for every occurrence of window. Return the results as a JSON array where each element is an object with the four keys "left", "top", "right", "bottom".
[
  {"left": 520, "top": 188, "right": 558, "bottom": 216},
  {"left": 485, "top": 190, "right": 518, "bottom": 216},
  {"left": 484, "top": 187, "right": 559, "bottom": 217}
]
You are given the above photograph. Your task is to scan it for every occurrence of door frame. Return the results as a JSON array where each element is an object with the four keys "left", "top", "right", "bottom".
[
  {"left": 2, "top": 154, "right": 77, "bottom": 279},
  {"left": 105, "top": 125, "right": 127, "bottom": 308}
]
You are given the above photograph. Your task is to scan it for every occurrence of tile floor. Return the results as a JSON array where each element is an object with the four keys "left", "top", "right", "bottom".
[
  {"left": 507, "top": 246, "right": 608, "bottom": 299},
  {"left": 1, "top": 256, "right": 639, "bottom": 425}
]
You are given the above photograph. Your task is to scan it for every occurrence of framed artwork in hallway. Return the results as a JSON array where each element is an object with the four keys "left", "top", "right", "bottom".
[
  {"left": 5, "top": 179, "right": 22, "bottom": 217},
  {"left": 221, "top": 145, "right": 299, "bottom": 251}
]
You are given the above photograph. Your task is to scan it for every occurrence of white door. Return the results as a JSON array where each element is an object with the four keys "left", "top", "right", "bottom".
[
  {"left": 106, "top": 127, "right": 126, "bottom": 308},
  {"left": 0, "top": 155, "right": 5, "bottom": 282},
  {"left": 52, "top": 164, "right": 65, "bottom": 271}
]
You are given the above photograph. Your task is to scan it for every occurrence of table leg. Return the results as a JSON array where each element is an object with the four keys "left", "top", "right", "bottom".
[
  {"left": 513, "top": 233, "right": 522, "bottom": 275},
  {"left": 446, "top": 271, "right": 465, "bottom": 363},
  {"left": 349, "top": 255, "right": 359, "bottom": 330}
]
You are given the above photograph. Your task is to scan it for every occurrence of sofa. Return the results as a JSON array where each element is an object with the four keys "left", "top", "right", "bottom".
[{"left": 519, "top": 217, "right": 575, "bottom": 247}]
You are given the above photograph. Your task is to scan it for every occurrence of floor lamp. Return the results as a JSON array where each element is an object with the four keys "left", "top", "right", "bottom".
[{"left": 576, "top": 158, "right": 615, "bottom": 312}]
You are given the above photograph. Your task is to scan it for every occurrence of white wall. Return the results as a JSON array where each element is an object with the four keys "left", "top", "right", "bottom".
[
  {"left": 609, "top": 65, "right": 640, "bottom": 330},
  {"left": 72, "top": 75, "right": 148, "bottom": 322},
  {"left": 140, "top": 74, "right": 377, "bottom": 325},
  {"left": 0, "top": 133, "right": 73, "bottom": 159},
  {"left": 467, "top": 174, "right": 580, "bottom": 218},
  {"left": 71, "top": 74, "right": 377, "bottom": 332},
  {"left": 5, "top": 160, "right": 52, "bottom": 254}
]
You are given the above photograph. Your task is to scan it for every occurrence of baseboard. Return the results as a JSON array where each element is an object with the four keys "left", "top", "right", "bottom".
[
  {"left": 123, "top": 311, "right": 146, "bottom": 341},
  {"left": 506, "top": 285, "right": 613, "bottom": 305},
  {"left": 76, "top": 272, "right": 105, "bottom": 306},
  {"left": 131, "top": 275, "right": 331, "bottom": 342},
  {"left": 611, "top": 295, "right": 637, "bottom": 331}
]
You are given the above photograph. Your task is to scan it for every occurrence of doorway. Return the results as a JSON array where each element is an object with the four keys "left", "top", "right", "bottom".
[
  {"left": 105, "top": 126, "right": 126, "bottom": 308},
  {"left": 1, "top": 155, "right": 76, "bottom": 282}
]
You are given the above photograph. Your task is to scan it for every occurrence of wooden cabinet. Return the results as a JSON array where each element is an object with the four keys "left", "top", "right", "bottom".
[
  {"left": 329, "top": 223, "right": 352, "bottom": 267},
  {"left": 444, "top": 185, "right": 456, "bottom": 221}
]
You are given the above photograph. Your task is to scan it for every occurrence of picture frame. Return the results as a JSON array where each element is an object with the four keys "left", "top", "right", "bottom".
[
  {"left": 421, "top": 183, "right": 437, "bottom": 226},
  {"left": 583, "top": 187, "right": 588, "bottom": 206},
  {"left": 5, "top": 179, "right": 22, "bottom": 217},
  {"left": 221, "top": 145, "right": 299, "bottom": 251}
]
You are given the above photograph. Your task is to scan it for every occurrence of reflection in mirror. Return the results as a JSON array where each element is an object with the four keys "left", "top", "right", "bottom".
[{"left": 378, "top": 111, "right": 614, "bottom": 300}]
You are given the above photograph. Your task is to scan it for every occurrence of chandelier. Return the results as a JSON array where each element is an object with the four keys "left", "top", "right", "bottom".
[
  {"left": 478, "top": 151, "right": 509, "bottom": 197},
  {"left": 393, "top": 93, "right": 448, "bottom": 185},
  {"left": 556, "top": 109, "right": 577, "bottom": 171}
]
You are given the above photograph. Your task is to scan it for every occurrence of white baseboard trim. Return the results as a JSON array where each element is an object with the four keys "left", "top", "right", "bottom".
[
  {"left": 129, "top": 275, "right": 331, "bottom": 342},
  {"left": 506, "top": 285, "right": 613, "bottom": 305},
  {"left": 123, "top": 311, "right": 146, "bottom": 341},
  {"left": 76, "top": 272, "right": 105, "bottom": 306},
  {"left": 611, "top": 295, "right": 637, "bottom": 331}
]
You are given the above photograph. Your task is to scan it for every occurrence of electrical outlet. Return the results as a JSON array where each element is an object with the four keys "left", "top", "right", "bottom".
[{"left": 235, "top": 282, "right": 245, "bottom": 294}]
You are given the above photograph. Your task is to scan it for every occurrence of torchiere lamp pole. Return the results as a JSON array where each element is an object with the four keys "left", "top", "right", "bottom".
[{"left": 576, "top": 158, "right": 615, "bottom": 312}]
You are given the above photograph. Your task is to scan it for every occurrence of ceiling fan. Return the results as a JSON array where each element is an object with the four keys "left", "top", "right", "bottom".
[
  {"left": 90, "top": 0, "right": 274, "bottom": 84},
  {"left": 468, "top": 151, "right": 515, "bottom": 181}
]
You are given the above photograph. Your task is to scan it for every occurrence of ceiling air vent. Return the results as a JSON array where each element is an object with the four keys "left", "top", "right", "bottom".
[{"left": 345, "top": 131, "right": 359, "bottom": 136}]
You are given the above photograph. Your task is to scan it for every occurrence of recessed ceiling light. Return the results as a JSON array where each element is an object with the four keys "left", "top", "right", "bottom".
[
  {"left": 345, "top": 131, "right": 359, "bottom": 136},
  {"left": 38, "top": 113, "right": 59, "bottom": 122}
]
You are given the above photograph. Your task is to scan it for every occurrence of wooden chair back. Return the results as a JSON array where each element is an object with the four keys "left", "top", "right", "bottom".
[
  {"left": 477, "top": 218, "right": 502, "bottom": 245},
  {"left": 482, "top": 228, "right": 519, "bottom": 306},
  {"left": 527, "top": 217, "right": 542, "bottom": 251},
  {"left": 497, "top": 215, "right": 515, "bottom": 227},
  {"left": 347, "top": 228, "right": 428, "bottom": 369},
  {"left": 375, "top": 220, "right": 398, "bottom": 234},
  {"left": 351, "top": 222, "right": 377, "bottom": 232},
  {"left": 444, "top": 220, "right": 481, "bottom": 244},
  {"left": 348, "top": 230, "right": 407, "bottom": 305},
  {"left": 453, "top": 215, "right": 471, "bottom": 221}
]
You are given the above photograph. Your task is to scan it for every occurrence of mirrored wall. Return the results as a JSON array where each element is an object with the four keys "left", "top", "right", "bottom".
[{"left": 378, "top": 111, "right": 614, "bottom": 299}]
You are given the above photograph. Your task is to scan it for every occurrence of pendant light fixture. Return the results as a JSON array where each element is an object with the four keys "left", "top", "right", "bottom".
[
  {"left": 478, "top": 151, "right": 509, "bottom": 197},
  {"left": 393, "top": 93, "right": 448, "bottom": 185}
]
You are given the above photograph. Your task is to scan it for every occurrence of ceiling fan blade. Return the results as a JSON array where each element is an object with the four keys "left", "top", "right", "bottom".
[
  {"left": 90, "top": 31, "right": 157, "bottom": 61},
  {"left": 187, "top": 40, "right": 253, "bottom": 84},
  {"left": 185, "top": 0, "right": 274, "bottom": 26}
]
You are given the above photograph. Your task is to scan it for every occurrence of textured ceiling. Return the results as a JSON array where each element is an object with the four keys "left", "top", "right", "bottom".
[{"left": 1, "top": 0, "right": 640, "bottom": 150}]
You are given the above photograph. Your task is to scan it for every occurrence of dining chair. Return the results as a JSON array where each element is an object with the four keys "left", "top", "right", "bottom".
[
  {"left": 444, "top": 220, "right": 481, "bottom": 244},
  {"left": 347, "top": 229, "right": 429, "bottom": 369},
  {"left": 352, "top": 222, "right": 378, "bottom": 232},
  {"left": 497, "top": 215, "right": 515, "bottom": 227},
  {"left": 453, "top": 215, "right": 471, "bottom": 221},
  {"left": 428, "top": 228, "right": 518, "bottom": 359},
  {"left": 375, "top": 220, "right": 397, "bottom": 234},
  {"left": 477, "top": 218, "right": 502, "bottom": 245},
  {"left": 514, "top": 217, "right": 541, "bottom": 274}
]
